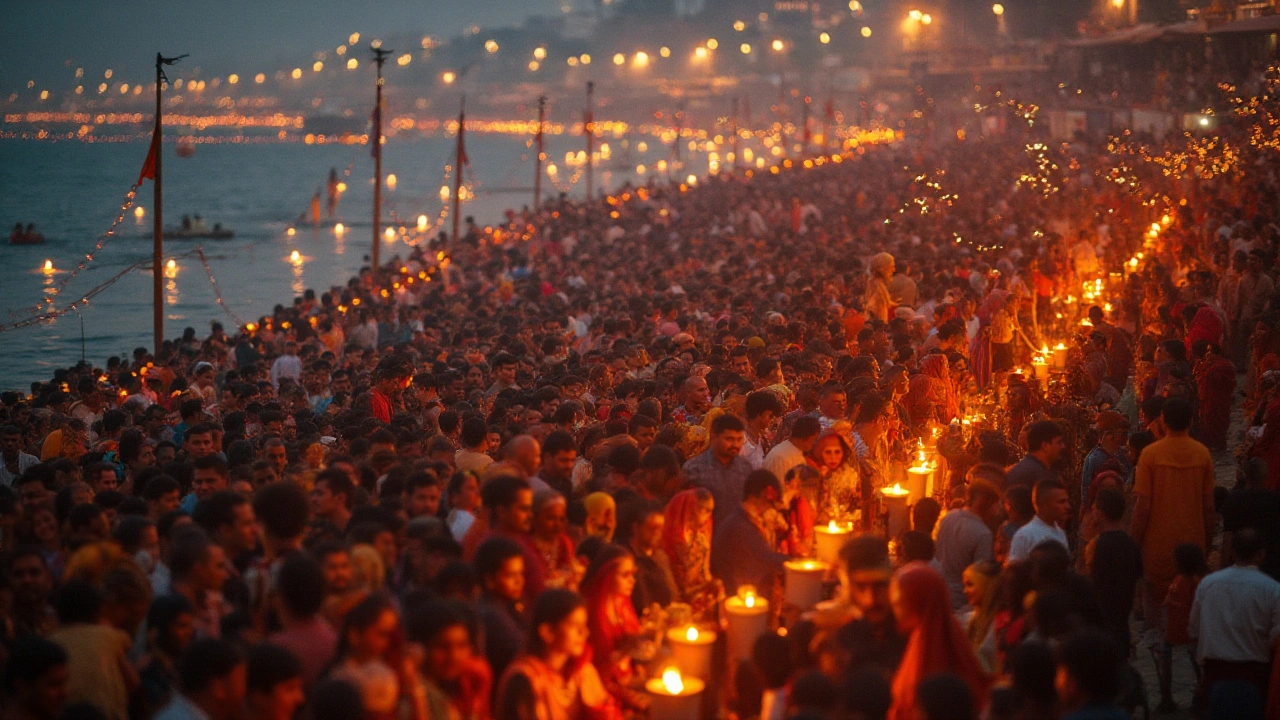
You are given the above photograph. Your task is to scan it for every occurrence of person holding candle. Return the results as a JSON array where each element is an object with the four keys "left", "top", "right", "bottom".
[
  {"left": 661, "top": 488, "right": 724, "bottom": 622},
  {"left": 579, "top": 545, "right": 648, "bottom": 714},
  {"left": 888, "top": 563, "right": 989, "bottom": 720},
  {"left": 495, "top": 589, "right": 621, "bottom": 720}
]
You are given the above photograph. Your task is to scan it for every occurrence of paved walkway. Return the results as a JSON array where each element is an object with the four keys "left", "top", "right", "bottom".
[{"left": 1127, "top": 378, "right": 1245, "bottom": 718}]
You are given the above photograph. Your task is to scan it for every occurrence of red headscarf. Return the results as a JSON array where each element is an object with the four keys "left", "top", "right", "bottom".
[
  {"left": 889, "top": 563, "right": 990, "bottom": 720},
  {"left": 662, "top": 489, "right": 711, "bottom": 576}
]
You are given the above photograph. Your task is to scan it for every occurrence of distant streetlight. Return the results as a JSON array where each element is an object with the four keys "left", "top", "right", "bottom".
[
  {"left": 992, "top": 3, "right": 1004, "bottom": 14},
  {"left": 861, "top": 26, "right": 873, "bottom": 37},
  {"left": 771, "top": 39, "right": 785, "bottom": 51},
  {"left": 819, "top": 32, "right": 831, "bottom": 44},
  {"left": 442, "top": 70, "right": 456, "bottom": 84},
  {"left": 740, "top": 43, "right": 752, "bottom": 54}
]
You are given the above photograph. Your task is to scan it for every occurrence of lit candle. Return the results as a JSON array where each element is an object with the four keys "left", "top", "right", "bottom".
[
  {"left": 905, "top": 452, "right": 935, "bottom": 505},
  {"left": 814, "top": 520, "right": 853, "bottom": 566},
  {"left": 1052, "top": 342, "right": 1068, "bottom": 370},
  {"left": 880, "top": 484, "right": 910, "bottom": 540},
  {"left": 647, "top": 668, "right": 704, "bottom": 720},
  {"left": 724, "top": 586, "right": 770, "bottom": 663},
  {"left": 42, "top": 260, "right": 55, "bottom": 274},
  {"left": 783, "top": 559, "right": 829, "bottom": 610},
  {"left": 1031, "top": 356, "right": 1049, "bottom": 381},
  {"left": 666, "top": 625, "right": 716, "bottom": 681}
]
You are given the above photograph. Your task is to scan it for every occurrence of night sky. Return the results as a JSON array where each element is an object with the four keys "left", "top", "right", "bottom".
[{"left": 2, "top": 0, "right": 548, "bottom": 88}]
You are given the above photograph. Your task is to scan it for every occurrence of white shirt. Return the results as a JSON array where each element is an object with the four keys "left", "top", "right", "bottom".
[
  {"left": 1006, "top": 515, "right": 1068, "bottom": 564},
  {"left": 269, "top": 354, "right": 302, "bottom": 390},
  {"left": 0, "top": 452, "right": 39, "bottom": 486},
  {"left": 763, "top": 440, "right": 807, "bottom": 483},
  {"left": 740, "top": 433, "right": 766, "bottom": 470},
  {"left": 1189, "top": 565, "right": 1280, "bottom": 663}
]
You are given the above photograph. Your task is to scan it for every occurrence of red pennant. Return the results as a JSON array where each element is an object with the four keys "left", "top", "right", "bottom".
[{"left": 137, "top": 126, "right": 160, "bottom": 184}]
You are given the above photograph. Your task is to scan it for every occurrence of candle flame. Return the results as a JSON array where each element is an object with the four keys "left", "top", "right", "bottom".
[
  {"left": 745, "top": 594, "right": 756, "bottom": 608},
  {"left": 333, "top": 222, "right": 345, "bottom": 234},
  {"left": 1054, "top": 342, "right": 1067, "bottom": 350},
  {"left": 827, "top": 520, "right": 839, "bottom": 532},
  {"left": 290, "top": 250, "right": 302, "bottom": 263},
  {"left": 685, "top": 626, "right": 699, "bottom": 641},
  {"left": 662, "top": 668, "right": 684, "bottom": 694},
  {"left": 883, "top": 483, "right": 909, "bottom": 496}
]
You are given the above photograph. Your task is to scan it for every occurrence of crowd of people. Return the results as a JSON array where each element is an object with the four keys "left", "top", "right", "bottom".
[{"left": 5, "top": 71, "right": 1280, "bottom": 720}]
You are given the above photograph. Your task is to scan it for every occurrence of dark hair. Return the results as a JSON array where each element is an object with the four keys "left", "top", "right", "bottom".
[
  {"left": 335, "top": 595, "right": 394, "bottom": 661},
  {"left": 541, "top": 430, "right": 576, "bottom": 457},
  {"left": 791, "top": 415, "right": 822, "bottom": 441},
  {"left": 839, "top": 669, "right": 893, "bottom": 720},
  {"left": 1161, "top": 397, "right": 1194, "bottom": 432},
  {"left": 480, "top": 475, "right": 531, "bottom": 511},
  {"left": 1174, "top": 543, "right": 1208, "bottom": 577},
  {"left": 278, "top": 552, "right": 327, "bottom": 617},
  {"left": 1094, "top": 487, "right": 1125, "bottom": 522},
  {"left": 1233, "top": 527, "right": 1265, "bottom": 563},
  {"left": 315, "top": 468, "right": 354, "bottom": 507},
  {"left": 1058, "top": 629, "right": 1123, "bottom": 704},
  {"left": 112, "top": 515, "right": 156, "bottom": 552},
  {"left": 474, "top": 536, "right": 526, "bottom": 580},
  {"left": 709, "top": 413, "right": 746, "bottom": 435},
  {"left": 179, "top": 638, "right": 245, "bottom": 695},
  {"left": 790, "top": 669, "right": 839, "bottom": 713},
  {"left": 841, "top": 534, "right": 890, "bottom": 573},
  {"left": 899, "top": 531, "right": 935, "bottom": 563},
  {"left": 1032, "top": 479, "right": 1065, "bottom": 505},
  {"left": 527, "top": 589, "right": 586, "bottom": 656},
  {"left": 247, "top": 644, "right": 303, "bottom": 695},
  {"left": 1004, "top": 485, "right": 1034, "bottom": 520},
  {"left": 1026, "top": 420, "right": 1064, "bottom": 453},
  {"left": 147, "top": 594, "right": 195, "bottom": 642},
  {"left": 54, "top": 579, "right": 102, "bottom": 625},
  {"left": 460, "top": 417, "right": 488, "bottom": 448},
  {"left": 743, "top": 468, "right": 781, "bottom": 501},
  {"left": 911, "top": 497, "right": 942, "bottom": 535},
  {"left": 405, "top": 598, "right": 477, "bottom": 648},
  {"left": 745, "top": 390, "right": 784, "bottom": 420},
  {"left": 67, "top": 503, "right": 104, "bottom": 533},
  {"left": 169, "top": 526, "right": 215, "bottom": 580},
  {"left": 311, "top": 680, "right": 366, "bottom": 720},
  {"left": 750, "top": 632, "right": 796, "bottom": 688},
  {"left": 915, "top": 675, "right": 975, "bottom": 720},
  {"left": 192, "top": 490, "right": 249, "bottom": 536},
  {"left": 143, "top": 474, "right": 181, "bottom": 501},
  {"left": 253, "top": 482, "right": 311, "bottom": 540},
  {"left": 1010, "top": 640, "right": 1058, "bottom": 705},
  {"left": 1, "top": 636, "right": 67, "bottom": 693},
  {"left": 192, "top": 454, "right": 229, "bottom": 478}
]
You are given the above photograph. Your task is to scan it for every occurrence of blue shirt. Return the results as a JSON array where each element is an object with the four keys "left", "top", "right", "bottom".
[
  {"left": 710, "top": 507, "right": 787, "bottom": 596},
  {"left": 682, "top": 449, "right": 754, "bottom": 527}
]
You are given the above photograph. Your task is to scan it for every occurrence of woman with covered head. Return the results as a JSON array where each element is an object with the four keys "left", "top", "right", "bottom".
[
  {"left": 661, "top": 488, "right": 724, "bottom": 621},
  {"left": 526, "top": 489, "right": 578, "bottom": 591},
  {"left": 905, "top": 353, "right": 959, "bottom": 430},
  {"left": 889, "top": 563, "right": 989, "bottom": 720},
  {"left": 579, "top": 545, "right": 647, "bottom": 714},
  {"left": 865, "top": 252, "right": 897, "bottom": 324}
]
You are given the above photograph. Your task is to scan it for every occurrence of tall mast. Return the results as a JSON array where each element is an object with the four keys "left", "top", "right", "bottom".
[
  {"left": 584, "top": 81, "right": 595, "bottom": 202},
  {"left": 371, "top": 46, "right": 392, "bottom": 275},
  {"left": 534, "top": 95, "right": 546, "bottom": 209},
  {"left": 452, "top": 96, "right": 466, "bottom": 247}
]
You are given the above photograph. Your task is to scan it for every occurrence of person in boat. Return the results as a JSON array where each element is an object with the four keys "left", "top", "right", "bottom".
[
  {"left": 327, "top": 168, "right": 340, "bottom": 218},
  {"left": 10, "top": 223, "right": 22, "bottom": 242},
  {"left": 181, "top": 215, "right": 192, "bottom": 231}
]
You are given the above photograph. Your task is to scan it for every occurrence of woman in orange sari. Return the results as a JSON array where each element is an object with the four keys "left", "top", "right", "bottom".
[
  {"left": 889, "top": 562, "right": 989, "bottom": 720},
  {"left": 579, "top": 545, "right": 647, "bottom": 715},
  {"left": 661, "top": 489, "right": 724, "bottom": 621}
]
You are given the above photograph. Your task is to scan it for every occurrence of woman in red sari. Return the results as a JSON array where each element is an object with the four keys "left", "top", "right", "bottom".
[
  {"left": 905, "top": 354, "right": 959, "bottom": 430},
  {"left": 1193, "top": 341, "right": 1236, "bottom": 451},
  {"left": 579, "top": 545, "right": 647, "bottom": 715},
  {"left": 662, "top": 489, "right": 724, "bottom": 621},
  {"left": 889, "top": 562, "right": 990, "bottom": 720}
]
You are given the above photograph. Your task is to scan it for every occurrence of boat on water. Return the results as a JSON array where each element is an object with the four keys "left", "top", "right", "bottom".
[
  {"left": 162, "top": 215, "right": 234, "bottom": 240},
  {"left": 9, "top": 223, "right": 45, "bottom": 245}
]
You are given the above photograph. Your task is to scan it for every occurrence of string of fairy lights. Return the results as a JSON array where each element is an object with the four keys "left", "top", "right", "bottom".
[{"left": 195, "top": 246, "right": 249, "bottom": 328}]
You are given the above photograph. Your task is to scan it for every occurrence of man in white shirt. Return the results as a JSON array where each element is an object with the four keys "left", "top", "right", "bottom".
[
  {"left": 1189, "top": 527, "right": 1280, "bottom": 704},
  {"left": 0, "top": 425, "right": 38, "bottom": 487},
  {"left": 1007, "top": 479, "right": 1071, "bottom": 564},
  {"left": 741, "top": 390, "right": 784, "bottom": 470},
  {"left": 764, "top": 416, "right": 821, "bottom": 483},
  {"left": 269, "top": 341, "right": 302, "bottom": 390}
]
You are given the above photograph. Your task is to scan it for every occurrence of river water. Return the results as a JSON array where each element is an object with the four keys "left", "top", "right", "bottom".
[{"left": 0, "top": 133, "right": 656, "bottom": 390}]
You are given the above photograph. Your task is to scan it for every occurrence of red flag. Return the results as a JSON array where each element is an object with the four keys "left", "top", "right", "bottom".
[{"left": 137, "top": 125, "right": 160, "bottom": 184}]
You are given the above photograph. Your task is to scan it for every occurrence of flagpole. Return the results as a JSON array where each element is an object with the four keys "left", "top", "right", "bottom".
[
  {"left": 153, "top": 54, "right": 164, "bottom": 357},
  {"left": 730, "top": 97, "right": 739, "bottom": 173},
  {"left": 534, "top": 95, "right": 545, "bottom": 209},
  {"left": 584, "top": 81, "right": 594, "bottom": 203},
  {"left": 451, "top": 96, "right": 465, "bottom": 248},
  {"left": 371, "top": 46, "right": 392, "bottom": 277}
]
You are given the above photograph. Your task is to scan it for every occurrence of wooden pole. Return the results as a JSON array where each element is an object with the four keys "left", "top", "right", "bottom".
[
  {"left": 584, "top": 81, "right": 594, "bottom": 202},
  {"left": 153, "top": 54, "right": 164, "bottom": 357},
  {"left": 372, "top": 47, "right": 391, "bottom": 276},
  {"left": 451, "top": 96, "right": 465, "bottom": 247},
  {"left": 534, "top": 95, "right": 545, "bottom": 209},
  {"left": 730, "top": 97, "right": 740, "bottom": 172}
]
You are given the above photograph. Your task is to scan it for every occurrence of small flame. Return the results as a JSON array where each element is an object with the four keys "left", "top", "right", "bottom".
[
  {"left": 166, "top": 259, "right": 176, "bottom": 270},
  {"left": 745, "top": 593, "right": 756, "bottom": 608},
  {"left": 685, "top": 626, "right": 699, "bottom": 642},
  {"left": 827, "top": 520, "right": 839, "bottom": 532},
  {"left": 333, "top": 222, "right": 346, "bottom": 234},
  {"left": 662, "top": 668, "right": 684, "bottom": 694},
  {"left": 43, "top": 260, "right": 54, "bottom": 272},
  {"left": 883, "top": 483, "right": 909, "bottom": 496},
  {"left": 290, "top": 250, "right": 302, "bottom": 263},
  {"left": 1054, "top": 342, "right": 1067, "bottom": 351}
]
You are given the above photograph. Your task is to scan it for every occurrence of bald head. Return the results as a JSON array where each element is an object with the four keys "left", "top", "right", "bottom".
[
  {"left": 505, "top": 435, "right": 541, "bottom": 477},
  {"left": 681, "top": 375, "right": 711, "bottom": 413}
]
